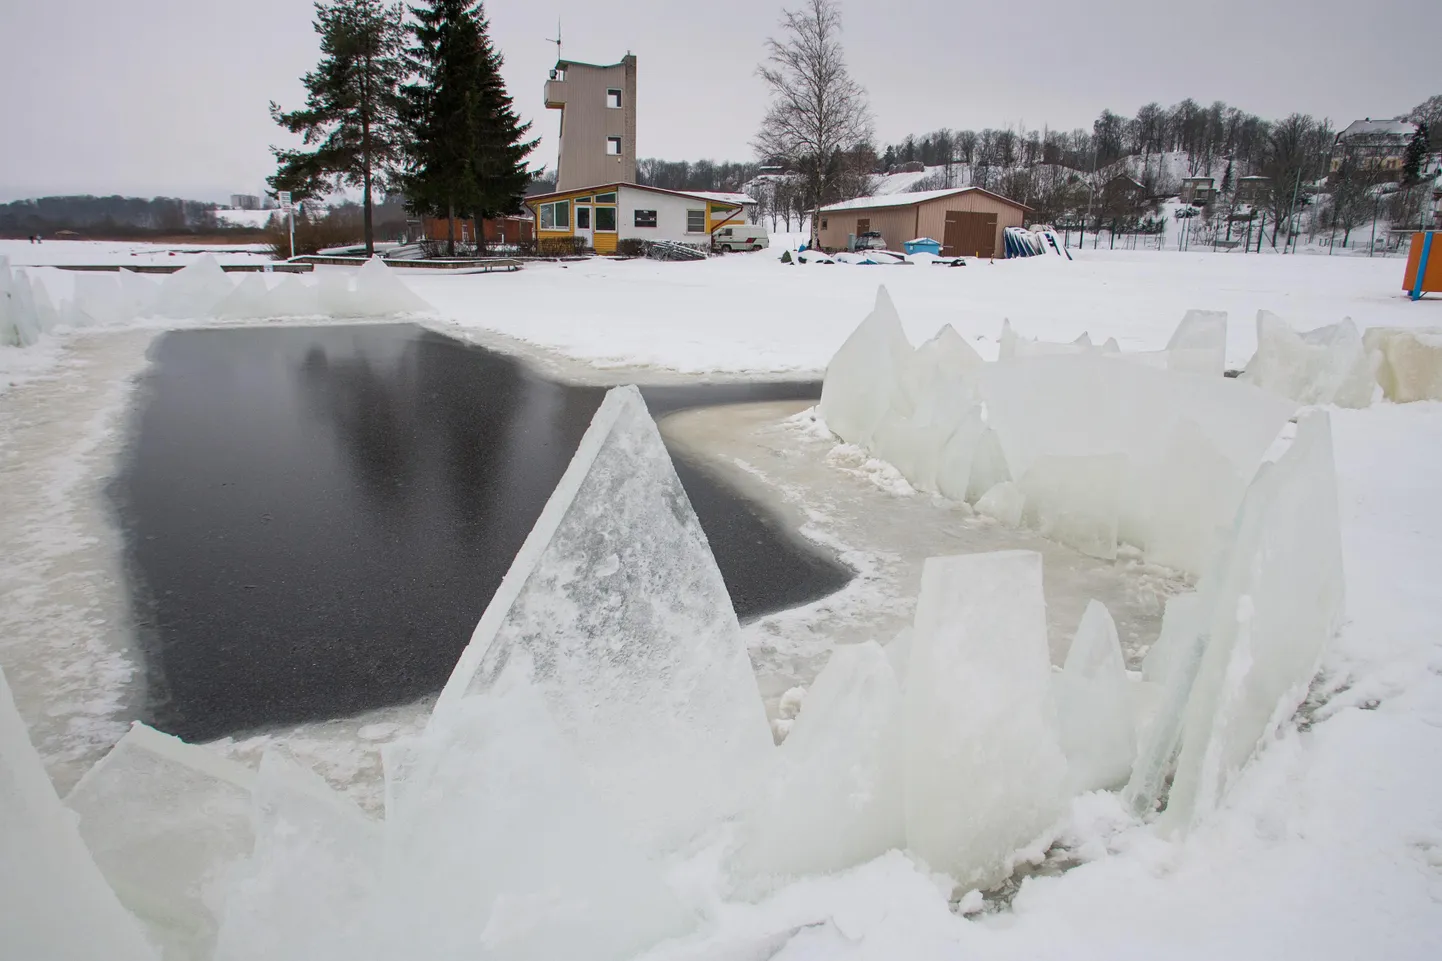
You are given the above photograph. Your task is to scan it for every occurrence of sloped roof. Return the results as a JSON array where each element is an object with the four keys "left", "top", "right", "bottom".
[
  {"left": 1337, "top": 118, "right": 1417, "bottom": 141},
  {"left": 687, "top": 191, "right": 757, "bottom": 205},
  {"left": 523, "top": 182, "right": 743, "bottom": 208},
  {"left": 820, "top": 186, "right": 1030, "bottom": 213}
]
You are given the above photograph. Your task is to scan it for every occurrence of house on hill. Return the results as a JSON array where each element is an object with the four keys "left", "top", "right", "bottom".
[
  {"left": 816, "top": 187, "right": 1030, "bottom": 258},
  {"left": 1332, "top": 118, "right": 1418, "bottom": 174},
  {"left": 1180, "top": 177, "right": 1218, "bottom": 204}
]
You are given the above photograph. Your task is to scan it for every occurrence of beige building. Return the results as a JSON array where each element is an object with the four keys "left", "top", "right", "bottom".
[
  {"left": 545, "top": 55, "right": 637, "bottom": 192},
  {"left": 817, "top": 187, "right": 1030, "bottom": 258}
]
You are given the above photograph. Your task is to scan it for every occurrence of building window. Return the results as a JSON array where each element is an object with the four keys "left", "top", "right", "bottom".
[
  {"left": 595, "top": 192, "right": 617, "bottom": 204},
  {"left": 606, "top": 88, "right": 622, "bottom": 109},
  {"left": 634, "top": 209, "right": 657, "bottom": 228},
  {"left": 576, "top": 206, "right": 590, "bottom": 230},
  {"left": 821, "top": 218, "right": 828, "bottom": 229},
  {"left": 606, "top": 137, "right": 622, "bottom": 156},
  {"left": 539, "top": 200, "right": 569, "bottom": 230},
  {"left": 686, "top": 209, "right": 706, "bottom": 233},
  {"left": 595, "top": 207, "right": 617, "bottom": 232}
]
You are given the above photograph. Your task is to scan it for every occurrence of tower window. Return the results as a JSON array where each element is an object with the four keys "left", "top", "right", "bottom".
[
  {"left": 606, "top": 137, "right": 622, "bottom": 156},
  {"left": 606, "top": 88, "right": 622, "bottom": 109}
]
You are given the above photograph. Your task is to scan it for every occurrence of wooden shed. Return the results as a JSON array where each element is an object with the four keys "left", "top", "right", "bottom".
[{"left": 817, "top": 187, "right": 1030, "bottom": 258}]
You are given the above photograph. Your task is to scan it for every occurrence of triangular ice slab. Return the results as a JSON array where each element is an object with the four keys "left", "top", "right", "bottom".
[
  {"left": 64, "top": 722, "right": 256, "bottom": 960},
  {"left": 434, "top": 385, "right": 772, "bottom": 852},
  {"left": 1, "top": 667, "right": 158, "bottom": 961},
  {"left": 818, "top": 286, "right": 914, "bottom": 445},
  {"left": 1055, "top": 600, "right": 1136, "bottom": 793},
  {"left": 152, "top": 254, "right": 235, "bottom": 319},
  {"left": 352, "top": 256, "right": 432, "bottom": 316}
]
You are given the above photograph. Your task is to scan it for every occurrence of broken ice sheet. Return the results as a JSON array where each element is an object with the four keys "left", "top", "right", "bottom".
[
  {"left": 1, "top": 667, "right": 158, "bottom": 961},
  {"left": 64, "top": 722, "right": 256, "bottom": 961},
  {"left": 818, "top": 286, "right": 914, "bottom": 446},
  {"left": 1054, "top": 600, "right": 1136, "bottom": 793},
  {"left": 434, "top": 384, "right": 773, "bottom": 853},
  {"left": 903, "top": 550, "right": 1067, "bottom": 891}
]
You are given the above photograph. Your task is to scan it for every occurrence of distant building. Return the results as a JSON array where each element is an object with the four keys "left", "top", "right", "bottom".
[
  {"left": 230, "top": 194, "right": 261, "bottom": 210},
  {"left": 1102, "top": 174, "right": 1146, "bottom": 201},
  {"left": 1332, "top": 118, "right": 1418, "bottom": 174},
  {"left": 888, "top": 161, "right": 926, "bottom": 174},
  {"left": 544, "top": 55, "right": 637, "bottom": 192},
  {"left": 419, "top": 214, "right": 533, "bottom": 248},
  {"left": 816, "top": 187, "right": 1029, "bottom": 257},
  {"left": 524, "top": 183, "right": 743, "bottom": 254},
  {"left": 1179, "top": 177, "right": 1217, "bottom": 204},
  {"left": 1236, "top": 176, "right": 1270, "bottom": 204}
]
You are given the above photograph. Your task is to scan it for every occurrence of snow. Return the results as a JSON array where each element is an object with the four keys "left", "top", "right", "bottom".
[
  {"left": 820, "top": 187, "right": 994, "bottom": 213},
  {"left": 4, "top": 237, "right": 1442, "bottom": 958}
]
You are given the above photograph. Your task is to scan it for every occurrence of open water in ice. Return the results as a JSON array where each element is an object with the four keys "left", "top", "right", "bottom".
[{"left": 111, "top": 325, "right": 850, "bottom": 741}]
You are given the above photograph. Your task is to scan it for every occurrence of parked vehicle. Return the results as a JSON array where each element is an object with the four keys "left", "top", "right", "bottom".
[
  {"left": 714, "top": 225, "right": 770, "bottom": 252},
  {"left": 854, "top": 230, "right": 887, "bottom": 250}
]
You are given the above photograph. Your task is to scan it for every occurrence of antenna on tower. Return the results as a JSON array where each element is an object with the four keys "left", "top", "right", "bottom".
[{"left": 546, "top": 18, "right": 561, "bottom": 60}]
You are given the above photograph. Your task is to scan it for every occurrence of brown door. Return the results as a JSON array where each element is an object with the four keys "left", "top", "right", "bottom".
[
  {"left": 857, "top": 218, "right": 870, "bottom": 234},
  {"left": 942, "top": 211, "right": 997, "bottom": 258}
]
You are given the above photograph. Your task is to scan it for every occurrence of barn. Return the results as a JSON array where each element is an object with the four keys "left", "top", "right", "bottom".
[{"left": 816, "top": 187, "right": 1031, "bottom": 258}]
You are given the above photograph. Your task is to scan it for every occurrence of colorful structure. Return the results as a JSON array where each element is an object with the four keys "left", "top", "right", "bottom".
[
  {"left": 1405, "top": 232, "right": 1439, "bottom": 301},
  {"left": 524, "top": 183, "right": 742, "bottom": 254}
]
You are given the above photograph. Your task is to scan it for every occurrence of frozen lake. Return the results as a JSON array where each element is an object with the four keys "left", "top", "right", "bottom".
[{"left": 111, "top": 325, "right": 849, "bottom": 741}]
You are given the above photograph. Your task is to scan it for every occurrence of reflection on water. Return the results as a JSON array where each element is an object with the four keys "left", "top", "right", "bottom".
[{"left": 112, "top": 325, "right": 848, "bottom": 741}]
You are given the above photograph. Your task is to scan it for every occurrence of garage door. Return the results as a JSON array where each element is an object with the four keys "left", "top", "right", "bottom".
[{"left": 942, "top": 211, "right": 997, "bottom": 258}]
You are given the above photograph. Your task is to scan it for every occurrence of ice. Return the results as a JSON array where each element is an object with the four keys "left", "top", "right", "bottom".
[
  {"left": 869, "top": 406, "right": 928, "bottom": 484},
  {"left": 1240, "top": 311, "right": 1376, "bottom": 408},
  {"left": 1363, "top": 326, "right": 1442, "bottom": 403},
  {"left": 818, "top": 286, "right": 915, "bottom": 446},
  {"left": 352, "top": 256, "right": 432, "bottom": 316},
  {"left": 316, "top": 269, "right": 358, "bottom": 316},
  {"left": 1162, "top": 410, "right": 1344, "bottom": 831},
  {"left": 151, "top": 254, "right": 236, "bottom": 319},
  {"left": 260, "top": 275, "right": 322, "bottom": 317},
  {"left": 998, "top": 318, "right": 1091, "bottom": 361},
  {"left": 69, "top": 271, "right": 126, "bottom": 327},
  {"left": 0, "top": 666, "right": 158, "bottom": 961},
  {"left": 364, "top": 687, "right": 693, "bottom": 961},
  {"left": 903, "top": 551, "right": 1068, "bottom": 890},
  {"left": 1055, "top": 600, "right": 1136, "bottom": 793},
  {"left": 116, "top": 268, "right": 160, "bottom": 319},
  {"left": 213, "top": 273, "right": 271, "bottom": 319},
  {"left": 733, "top": 642, "right": 904, "bottom": 881},
  {"left": 433, "top": 385, "right": 772, "bottom": 852},
  {"left": 64, "top": 722, "right": 256, "bottom": 960},
  {"left": 933, "top": 406, "right": 985, "bottom": 502},
  {"left": 8, "top": 269, "right": 47, "bottom": 344},
  {"left": 965, "top": 425, "right": 1012, "bottom": 502},
  {"left": 1144, "top": 418, "right": 1244, "bottom": 576},
  {"left": 901, "top": 328, "right": 983, "bottom": 492},
  {"left": 1166, "top": 309, "right": 1228, "bottom": 376},
  {"left": 1141, "top": 592, "right": 1202, "bottom": 685},
  {"left": 213, "top": 752, "right": 381, "bottom": 961},
  {"left": 975, "top": 479, "right": 1025, "bottom": 527},
  {"left": 1018, "top": 452, "right": 1126, "bottom": 560}
]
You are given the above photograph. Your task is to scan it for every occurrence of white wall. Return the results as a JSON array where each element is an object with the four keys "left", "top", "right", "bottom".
[{"left": 618, "top": 187, "right": 713, "bottom": 244}]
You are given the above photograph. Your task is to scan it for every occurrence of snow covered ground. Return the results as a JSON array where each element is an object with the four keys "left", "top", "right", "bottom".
[
  {"left": 2, "top": 238, "right": 270, "bottom": 267},
  {"left": 3, "top": 239, "right": 1442, "bottom": 957}
]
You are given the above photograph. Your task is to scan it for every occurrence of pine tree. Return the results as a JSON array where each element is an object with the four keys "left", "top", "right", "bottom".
[
  {"left": 269, "top": 0, "right": 406, "bottom": 256},
  {"left": 402, "top": 0, "right": 536, "bottom": 256},
  {"left": 1402, "top": 123, "right": 1429, "bottom": 186}
]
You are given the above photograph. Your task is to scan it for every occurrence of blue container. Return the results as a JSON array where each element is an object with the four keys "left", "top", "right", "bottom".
[{"left": 903, "top": 237, "right": 942, "bottom": 256}]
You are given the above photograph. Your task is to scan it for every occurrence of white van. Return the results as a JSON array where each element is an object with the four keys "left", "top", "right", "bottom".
[{"left": 713, "top": 225, "right": 770, "bottom": 252}]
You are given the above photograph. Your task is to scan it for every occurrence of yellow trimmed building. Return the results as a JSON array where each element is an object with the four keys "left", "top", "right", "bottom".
[{"left": 524, "top": 183, "right": 745, "bottom": 254}]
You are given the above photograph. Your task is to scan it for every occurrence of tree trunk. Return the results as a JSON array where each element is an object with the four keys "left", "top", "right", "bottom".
[
  {"left": 361, "top": 53, "right": 375, "bottom": 256},
  {"left": 447, "top": 199, "right": 456, "bottom": 258}
]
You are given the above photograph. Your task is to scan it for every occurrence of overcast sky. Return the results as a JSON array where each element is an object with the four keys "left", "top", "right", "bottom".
[{"left": 1, "top": 0, "right": 1437, "bottom": 202}]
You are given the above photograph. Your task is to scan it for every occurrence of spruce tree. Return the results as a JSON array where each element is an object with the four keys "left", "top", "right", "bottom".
[
  {"left": 269, "top": 0, "right": 406, "bottom": 256},
  {"left": 402, "top": 1, "right": 536, "bottom": 256},
  {"left": 1402, "top": 123, "right": 1429, "bottom": 186}
]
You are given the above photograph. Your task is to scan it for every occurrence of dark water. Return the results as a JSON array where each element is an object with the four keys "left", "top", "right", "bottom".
[{"left": 111, "top": 325, "right": 848, "bottom": 741}]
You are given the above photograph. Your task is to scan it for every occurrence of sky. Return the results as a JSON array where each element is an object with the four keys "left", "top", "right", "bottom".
[{"left": 0, "top": 0, "right": 1438, "bottom": 202}]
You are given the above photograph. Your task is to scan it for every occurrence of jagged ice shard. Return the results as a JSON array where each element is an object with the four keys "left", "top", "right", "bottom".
[
  {"left": 818, "top": 286, "right": 914, "bottom": 447},
  {"left": 214, "top": 751, "right": 382, "bottom": 961},
  {"left": 364, "top": 686, "right": 693, "bottom": 961},
  {"left": 903, "top": 551, "right": 1067, "bottom": 890},
  {"left": 1165, "top": 309, "right": 1228, "bottom": 377},
  {"left": 64, "top": 722, "right": 257, "bottom": 961},
  {"left": 0, "top": 666, "right": 158, "bottom": 961},
  {"left": 434, "top": 384, "right": 773, "bottom": 852},
  {"left": 732, "top": 641, "right": 905, "bottom": 882},
  {"left": 1055, "top": 600, "right": 1136, "bottom": 793},
  {"left": 1162, "top": 410, "right": 1344, "bottom": 831},
  {"left": 1241, "top": 311, "right": 1376, "bottom": 408}
]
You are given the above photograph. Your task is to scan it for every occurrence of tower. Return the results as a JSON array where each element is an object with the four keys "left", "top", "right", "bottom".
[{"left": 544, "top": 54, "right": 637, "bottom": 192}]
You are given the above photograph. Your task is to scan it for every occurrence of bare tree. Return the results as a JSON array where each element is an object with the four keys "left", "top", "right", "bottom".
[{"left": 754, "top": 0, "right": 873, "bottom": 245}]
